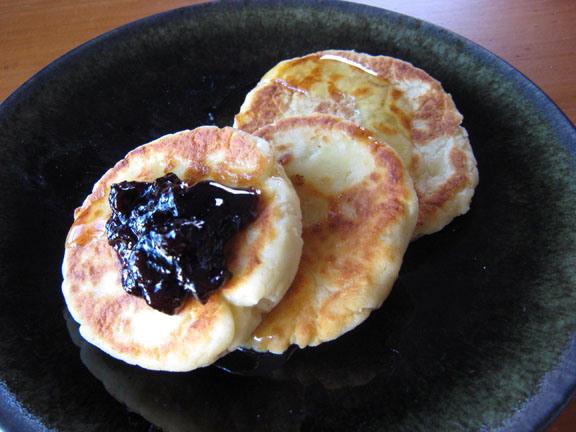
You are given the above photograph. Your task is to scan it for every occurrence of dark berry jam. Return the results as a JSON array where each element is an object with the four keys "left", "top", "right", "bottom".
[{"left": 105, "top": 173, "right": 259, "bottom": 315}]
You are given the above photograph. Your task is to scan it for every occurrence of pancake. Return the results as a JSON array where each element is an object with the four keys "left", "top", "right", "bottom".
[
  {"left": 234, "top": 50, "right": 478, "bottom": 237},
  {"left": 62, "top": 127, "right": 303, "bottom": 371},
  {"left": 245, "top": 114, "right": 418, "bottom": 353}
]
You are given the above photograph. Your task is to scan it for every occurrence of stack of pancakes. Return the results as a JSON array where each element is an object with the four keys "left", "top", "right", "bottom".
[{"left": 62, "top": 50, "right": 478, "bottom": 371}]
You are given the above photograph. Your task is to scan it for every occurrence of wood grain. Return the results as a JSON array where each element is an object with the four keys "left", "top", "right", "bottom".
[{"left": 0, "top": 0, "right": 574, "bottom": 430}]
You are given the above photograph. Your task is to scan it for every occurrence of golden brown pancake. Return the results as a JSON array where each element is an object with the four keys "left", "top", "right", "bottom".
[
  {"left": 234, "top": 50, "right": 478, "bottom": 237},
  {"left": 62, "top": 127, "right": 303, "bottom": 371},
  {"left": 245, "top": 114, "right": 418, "bottom": 353}
]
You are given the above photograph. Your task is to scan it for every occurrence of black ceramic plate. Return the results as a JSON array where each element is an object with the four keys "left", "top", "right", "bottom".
[{"left": 1, "top": 1, "right": 575, "bottom": 431}]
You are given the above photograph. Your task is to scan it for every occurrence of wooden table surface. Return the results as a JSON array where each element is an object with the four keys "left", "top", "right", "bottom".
[{"left": 1, "top": 0, "right": 575, "bottom": 430}]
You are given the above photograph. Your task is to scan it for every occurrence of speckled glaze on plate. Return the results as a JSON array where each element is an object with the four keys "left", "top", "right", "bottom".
[{"left": 0, "top": 1, "right": 575, "bottom": 431}]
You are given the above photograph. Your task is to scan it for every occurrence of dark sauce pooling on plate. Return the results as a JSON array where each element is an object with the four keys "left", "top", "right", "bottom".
[{"left": 105, "top": 173, "right": 259, "bottom": 315}]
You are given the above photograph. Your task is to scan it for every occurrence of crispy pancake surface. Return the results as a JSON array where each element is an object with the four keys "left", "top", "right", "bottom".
[
  {"left": 234, "top": 50, "right": 478, "bottom": 237},
  {"left": 246, "top": 114, "right": 418, "bottom": 353},
  {"left": 62, "top": 127, "right": 303, "bottom": 371}
]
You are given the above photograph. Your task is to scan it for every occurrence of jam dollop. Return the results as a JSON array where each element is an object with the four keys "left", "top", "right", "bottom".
[{"left": 105, "top": 173, "right": 259, "bottom": 315}]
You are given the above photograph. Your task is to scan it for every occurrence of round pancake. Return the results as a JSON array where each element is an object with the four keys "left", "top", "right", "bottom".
[
  {"left": 234, "top": 50, "right": 479, "bottom": 237},
  {"left": 62, "top": 127, "right": 303, "bottom": 371},
  {"left": 246, "top": 114, "right": 418, "bottom": 353}
]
